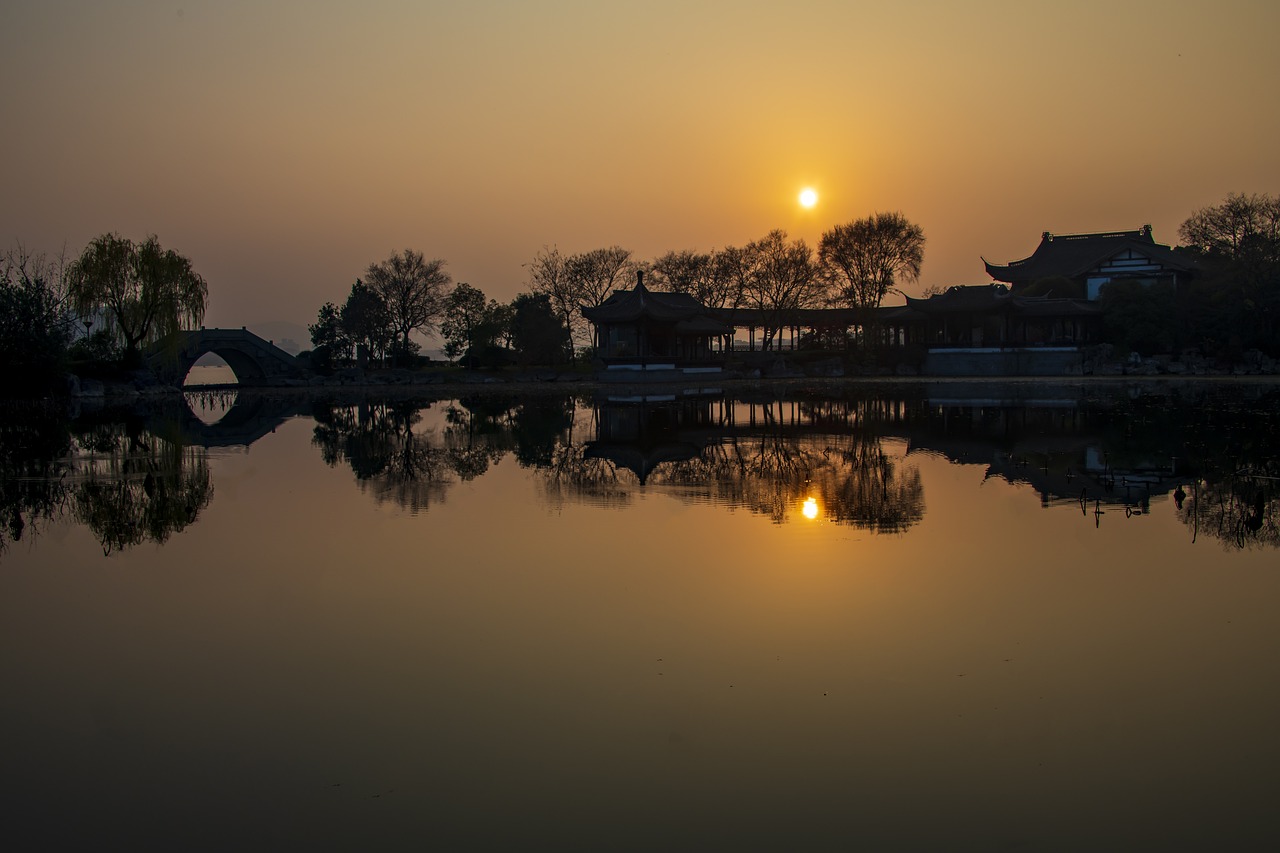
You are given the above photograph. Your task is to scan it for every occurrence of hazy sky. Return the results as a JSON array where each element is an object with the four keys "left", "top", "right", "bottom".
[{"left": 3, "top": 0, "right": 1278, "bottom": 328}]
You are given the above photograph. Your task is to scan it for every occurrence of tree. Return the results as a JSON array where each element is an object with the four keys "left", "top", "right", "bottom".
[
  {"left": 819, "top": 212, "right": 926, "bottom": 310},
  {"left": 528, "top": 245, "right": 635, "bottom": 350},
  {"left": 510, "top": 292, "right": 570, "bottom": 366},
  {"left": 68, "top": 234, "right": 208, "bottom": 363},
  {"left": 1180, "top": 192, "right": 1280, "bottom": 263},
  {"left": 1, "top": 246, "right": 73, "bottom": 395},
  {"left": 649, "top": 248, "right": 742, "bottom": 310},
  {"left": 308, "top": 302, "right": 350, "bottom": 372},
  {"left": 340, "top": 279, "right": 391, "bottom": 365},
  {"left": 364, "top": 249, "right": 451, "bottom": 364},
  {"left": 1179, "top": 193, "right": 1280, "bottom": 354},
  {"left": 440, "top": 283, "right": 490, "bottom": 360},
  {"left": 738, "top": 230, "right": 823, "bottom": 349},
  {"left": 526, "top": 246, "right": 571, "bottom": 337},
  {"left": 566, "top": 246, "right": 634, "bottom": 309},
  {"left": 440, "top": 285, "right": 512, "bottom": 368}
]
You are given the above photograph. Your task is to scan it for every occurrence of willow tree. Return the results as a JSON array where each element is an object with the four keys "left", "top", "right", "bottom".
[{"left": 69, "top": 234, "right": 208, "bottom": 362}]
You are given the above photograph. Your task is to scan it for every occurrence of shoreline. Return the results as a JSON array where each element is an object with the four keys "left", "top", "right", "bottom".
[{"left": 155, "top": 371, "right": 1280, "bottom": 402}]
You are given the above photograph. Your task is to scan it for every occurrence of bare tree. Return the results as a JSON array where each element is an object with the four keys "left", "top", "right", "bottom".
[
  {"left": 528, "top": 245, "right": 635, "bottom": 349},
  {"left": 738, "top": 230, "right": 823, "bottom": 349},
  {"left": 1180, "top": 192, "right": 1280, "bottom": 262},
  {"left": 819, "top": 212, "right": 925, "bottom": 310},
  {"left": 364, "top": 249, "right": 451, "bottom": 362},
  {"left": 526, "top": 246, "right": 574, "bottom": 343},
  {"left": 567, "top": 246, "right": 634, "bottom": 306},
  {"left": 649, "top": 248, "right": 742, "bottom": 309}
]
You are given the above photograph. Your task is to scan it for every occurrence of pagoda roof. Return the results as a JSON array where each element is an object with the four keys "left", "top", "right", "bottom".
[
  {"left": 983, "top": 226, "right": 1196, "bottom": 284},
  {"left": 905, "top": 284, "right": 1013, "bottom": 313},
  {"left": 582, "top": 283, "right": 713, "bottom": 324},
  {"left": 904, "top": 284, "right": 1101, "bottom": 317},
  {"left": 583, "top": 440, "right": 702, "bottom": 485}
]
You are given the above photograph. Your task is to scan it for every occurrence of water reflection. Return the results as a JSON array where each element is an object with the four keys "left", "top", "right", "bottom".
[
  {"left": 4, "top": 382, "right": 1280, "bottom": 553},
  {"left": 71, "top": 419, "right": 213, "bottom": 554},
  {"left": 311, "top": 400, "right": 452, "bottom": 512},
  {"left": 0, "top": 404, "right": 213, "bottom": 555},
  {"left": 581, "top": 395, "right": 925, "bottom": 529},
  {"left": 1181, "top": 473, "right": 1279, "bottom": 549},
  {"left": 0, "top": 403, "right": 74, "bottom": 552},
  {"left": 303, "top": 382, "right": 1280, "bottom": 547}
]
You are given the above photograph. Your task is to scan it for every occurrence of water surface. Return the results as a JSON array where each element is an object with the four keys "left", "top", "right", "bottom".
[{"left": 2, "top": 381, "right": 1278, "bottom": 850}]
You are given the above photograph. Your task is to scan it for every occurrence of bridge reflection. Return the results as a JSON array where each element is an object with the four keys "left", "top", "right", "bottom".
[{"left": 169, "top": 390, "right": 308, "bottom": 448}]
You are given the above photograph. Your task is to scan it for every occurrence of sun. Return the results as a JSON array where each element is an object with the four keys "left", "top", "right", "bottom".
[{"left": 799, "top": 188, "right": 818, "bottom": 208}]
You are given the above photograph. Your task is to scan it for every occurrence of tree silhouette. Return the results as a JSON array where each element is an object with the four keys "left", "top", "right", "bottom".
[
  {"left": 819, "top": 212, "right": 925, "bottom": 311},
  {"left": 737, "top": 231, "right": 824, "bottom": 350},
  {"left": 69, "top": 234, "right": 207, "bottom": 363},
  {"left": 364, "top": 249, "right": 451, "bottom": 363}
]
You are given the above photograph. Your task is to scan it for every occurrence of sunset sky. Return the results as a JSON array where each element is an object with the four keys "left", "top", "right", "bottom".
[{"left": 3, "top": 0, "right": 1278, "bottom": 329}]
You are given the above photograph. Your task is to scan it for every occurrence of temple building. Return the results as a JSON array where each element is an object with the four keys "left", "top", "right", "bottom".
[
  {"left": 581, "top": 276, "right": 731, "bottom": 376},
  {"left": 900, "top": 284, "right": 1102, "bottom": 348},
  {"left": 983, "top": 225, "right": 1198, "bottom": 300}
]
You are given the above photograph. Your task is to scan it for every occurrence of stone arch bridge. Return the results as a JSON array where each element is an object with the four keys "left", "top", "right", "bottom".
[{"left": 147, "top": 328, "right": 304, "bottom": 385}]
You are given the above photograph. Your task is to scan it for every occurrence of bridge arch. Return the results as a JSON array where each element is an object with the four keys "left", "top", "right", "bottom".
[{"left": 148, "top": 328, "right": 304, "bottom": 386}]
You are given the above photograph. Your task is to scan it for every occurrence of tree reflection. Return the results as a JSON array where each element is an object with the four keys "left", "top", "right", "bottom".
[
  {"left": 540, "top": 439, "right": 635, "bottom": 510},
  {"left": 1179, "top": 473, "right": 1279, "bottom": 550},
  {"left": 70, "top": 420, "right": 213, "bottom": 555},
  {"left": 0, "top": 403, "right": 74, "bottom": 554},
  {"left": 312, "top": 394, "right": 583, "bottom": 511},
  {"left": 443, "top": 397, "right": 512, "bottom": 481},
  {"left": 311, "top": 400, "right": 450, "bottom": 513},
  {"left": 555, "top": 397, "right": 925, "bottom": 529},
  {"left": 821, "top": 434, "right": 924, "bottom": 532}
]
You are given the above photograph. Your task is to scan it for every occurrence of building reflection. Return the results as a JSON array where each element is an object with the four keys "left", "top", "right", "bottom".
[
  {"left": 579, "top": 393, "right": 925, "bottom": 529},
  {"left": 160, "top": 384, "right": 1280, "bottom": 547},
  {"left": 3, "top": 383, "right": 1276, "bottom": 553}
]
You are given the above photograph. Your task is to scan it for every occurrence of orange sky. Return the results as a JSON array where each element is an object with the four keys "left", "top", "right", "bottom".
[{"left": 3, "top": 0, "right": 1278, "bottom": 329}]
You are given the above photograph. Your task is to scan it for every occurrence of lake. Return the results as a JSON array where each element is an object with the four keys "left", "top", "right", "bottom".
[{"left": 2, "top": 380, "right": 1278, "bottom": 851}]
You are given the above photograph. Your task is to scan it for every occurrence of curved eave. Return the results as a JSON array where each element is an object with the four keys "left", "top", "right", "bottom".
[{"left": 983, "top": 257, "right": 1022, "bottom": 280}]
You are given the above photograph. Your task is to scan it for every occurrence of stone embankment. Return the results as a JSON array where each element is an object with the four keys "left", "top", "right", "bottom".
[{"left": 1081, "top": 345, "right": 1280, "bottom": 377}]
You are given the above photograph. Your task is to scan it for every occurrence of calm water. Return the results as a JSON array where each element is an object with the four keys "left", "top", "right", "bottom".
[{"left": 2, "top": 381, "right": 1279, "bottom": 851}]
